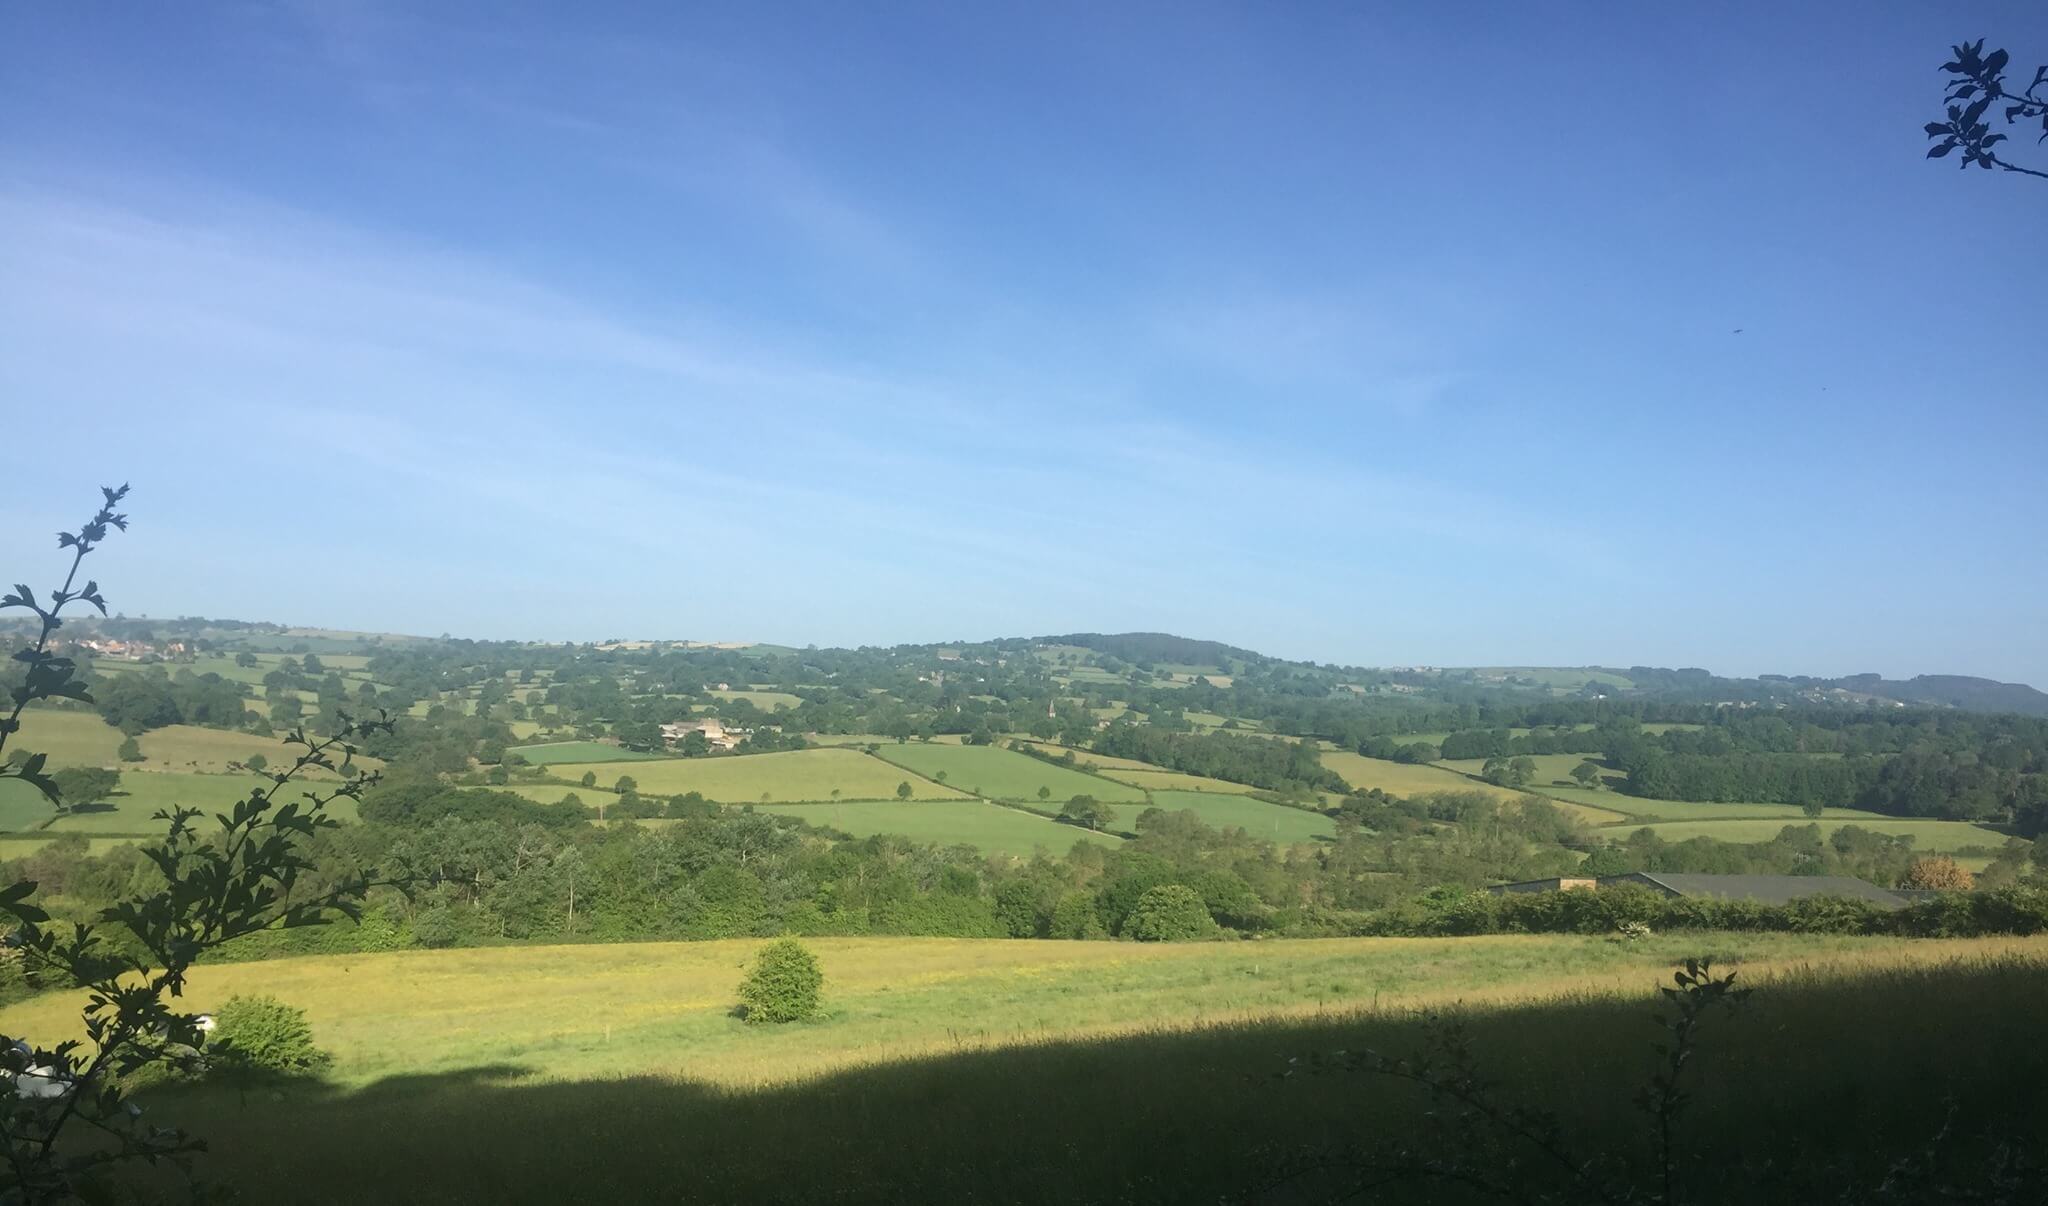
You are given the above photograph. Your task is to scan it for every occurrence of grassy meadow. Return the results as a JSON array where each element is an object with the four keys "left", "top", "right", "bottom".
[
  {"left": 1140, "top": 790, "right": 1335, "bottom": 843},
  {"left": 871, "top": 744, "right": 1145, "bottom": 803},
  {"left": 548, "top": 748, "right": 966, "bottom": 802},
  {"left": 508, "top": 740, "right": 649, "bottom": 765},
  {"left": 1602, "top": 817, "right": 2011, "bottom": 852},
  {"left": 708, "top": 689, "right": 803, "bottom": 710},
  {"left": 1096, "top": 767, "right": 1262, "bottom": 793},
  {"left": 1321, "top": 750, "right": 1532, "bottom": 804},
  {"left": 0, "top": 771, "right": 356, "bottom": 836},
  {"left": 754, "top": 801, "right": 1119, "bottom": 856},
  {"left": 11, "top": 935, "right": 2038, "bottom": 1204}
]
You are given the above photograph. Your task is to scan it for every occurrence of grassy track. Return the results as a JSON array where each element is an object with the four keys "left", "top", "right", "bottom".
[
  {"left": 872, "top": 744, "right": 1145, "bottom": 803},
  {"left": 755, "top": 801, "right": 1117, "bottom": 856},
  {"left": 552, "top": 748, "right": 966, "bottom": 802}
]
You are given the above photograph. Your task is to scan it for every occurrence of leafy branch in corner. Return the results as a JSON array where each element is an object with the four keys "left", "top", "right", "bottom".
[
  {"left": 0, "top": 485, "right": 128, "bottom": 807},
  {"left": 1925, "top": 39, "right": 2048, "bottom": 180},
  {"left": 0, "top": 488, "right": 399, "bottom": 1203}
]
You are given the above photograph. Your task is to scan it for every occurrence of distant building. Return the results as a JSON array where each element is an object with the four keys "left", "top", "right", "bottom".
[
  {"left": 661, "top": 718, "right": 744, "bottom": 751},
  {"left": 1488, "top": 872, "right": 1908, "bottom": 909}
]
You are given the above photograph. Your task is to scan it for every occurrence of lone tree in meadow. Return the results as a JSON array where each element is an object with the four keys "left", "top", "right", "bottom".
[
  {"left": 738, "top": 937, "right": 824, "bottom": 1024},
  {"left": 1061, "top": 794, "right": 1116, "bottom": 832},
  {"left": 895, "top": 780, "right": 913, "bottom": 799},
  {"left": 1570, "top": 760, "right": 1603, "bottom": 788},
  {"left": 1924, "top": 39, "right": 2048, "bottom": 180}
]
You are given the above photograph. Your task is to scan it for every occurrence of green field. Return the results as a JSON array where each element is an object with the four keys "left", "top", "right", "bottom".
[
  {"left": 7, "top": 709, "right": 126, "bottom": 766},
  {"left": 709, "top": 689, "right": 802, "bottom": 710},
  {"left": 1096, "top": 768, "right": 1261, "bottom": 794},
  {"left": 871, "top": 744, "right": 1145, "bottom": 803},
  {"left": 1442, "top": 753, "right": 1621, "bottom": 789},
  {"left": 1321, "top": 750, "right": 1532, "bottom": 804},
  {"left": 755, "top": 801, "right": 1119, "bottom": 856},
  {"left": 1139, "top": 790, "right": 1334, "bottom": 843},
  {"left": 4, "top": 935, "right": 2041, "bottom": 1204},
  {"left": 0, "top": 835, "right": 145, "bottom": 858},
  {"left": 508, "top": 741, "right": 649, "bottom": 765},
  {"left": 1010, "top": 742, "right": 1160, "bottom": 773},
  {"left": 0, "top": 771, "right": 355, "bottom": 836},
  {"left": 550, "top": 748, "right": 966, "bottom": 802},
  {"left": 1600, "top": 817, "right": 2011, "bottom": 852},
  {"left": 1533, "top": 784, "right": 1892, "bottom": 823}
]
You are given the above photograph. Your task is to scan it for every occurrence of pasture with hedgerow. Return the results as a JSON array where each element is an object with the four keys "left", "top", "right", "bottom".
[{"left": 6, "top": 8, "right": 2048, "bottom": 1204}]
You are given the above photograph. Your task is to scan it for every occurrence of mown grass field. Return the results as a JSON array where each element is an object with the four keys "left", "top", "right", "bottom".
[
  {"left": 508, "top": 740, "right": 649, "bottom": 765},
  {"left": 755, "top": 801, "right": 1118, "bottom": 856},
  {"left": 17, "top": 935, "right": 2044, "bottom": 1204},
  {"left": 872, "top": 744, "right": 1144, "bottom": 803},
  {"left": 1139, "top": 790, "right": 1334, "bottom": 843},
  {"left": 549, "top": 749, "right": 966, "bottom": 802},
  {"left": 1602, "top": 817, "right": 2011, "bottom": 852}
]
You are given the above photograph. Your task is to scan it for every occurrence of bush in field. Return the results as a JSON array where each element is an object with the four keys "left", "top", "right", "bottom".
[
  {"left": 1124, "top": 884, "right": 1215, "bottom": 941},
  {"left": 116, "top": 735, "right": 144, "bottom": 762},
  {"left": 210, "top": 994, "right": 333, "bottom": 1078},
  {"left": 1899, "top": 854, "right": 1974, "bottom": 891},
  {"left": 738, "top": 937, "right": 823, "bottom": 1024}
]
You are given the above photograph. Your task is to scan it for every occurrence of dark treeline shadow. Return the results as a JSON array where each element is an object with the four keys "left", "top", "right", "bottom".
[{"left": 118, "top": 954, "right": 2047, "bottom": 1205}]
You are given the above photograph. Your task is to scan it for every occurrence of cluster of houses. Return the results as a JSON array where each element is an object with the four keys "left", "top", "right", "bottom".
[{"left": 70, "top": 637, "right": 188, "bottom": 661}]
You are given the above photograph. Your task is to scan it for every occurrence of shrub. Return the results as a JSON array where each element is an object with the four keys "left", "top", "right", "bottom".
[
  {"left": 1899, "top": 854, "right": 1975, "bottom": 891},
  {"left": 738, "top": 937, "right": 823, "bottom": 1024},
  {"left": 209, "top": 995, "right": 332, "bottom": 1078},
  {"left": 1124, "top": 884, "right": 1215, "bottom": 941},
  {"left": 116, "top": 736, "right": 144, "bottom": 762}
]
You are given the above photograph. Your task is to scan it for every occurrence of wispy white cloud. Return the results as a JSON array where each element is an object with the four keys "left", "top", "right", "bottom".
[{"left": 0, "top": 173, "right": 1608, "bottom": 645}]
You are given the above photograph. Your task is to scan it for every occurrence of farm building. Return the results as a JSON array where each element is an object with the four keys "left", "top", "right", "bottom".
[
  {"left": 1490, "top": 877, "right": 1599, "bottom": 894},
  {"left": 659, "top": 719, "right": 744, "bottom": 751},
  {"left": 1488, "top": 872, "right": 1908, "bottom": 909}
]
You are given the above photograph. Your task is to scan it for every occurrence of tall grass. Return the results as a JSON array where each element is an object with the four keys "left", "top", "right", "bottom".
[{"left": 121, "top": 950, "right": 2046, "bottom": 1204}]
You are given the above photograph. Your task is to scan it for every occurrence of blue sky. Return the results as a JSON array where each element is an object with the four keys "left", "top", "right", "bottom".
[{"left": 2, "top": 2, "right": 2044, "bottom": 683}]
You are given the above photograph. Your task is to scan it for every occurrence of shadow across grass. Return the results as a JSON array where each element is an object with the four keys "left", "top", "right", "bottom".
[{"left": 127, "top": 955, "right": 2047, "bottom": 1205}]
